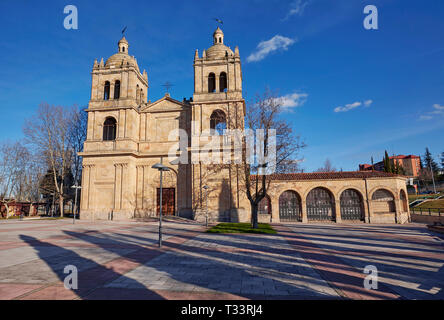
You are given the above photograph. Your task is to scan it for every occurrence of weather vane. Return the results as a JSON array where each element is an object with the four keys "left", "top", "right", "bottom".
[
  {"left": 213, "top": 18, "right": 223, "bottom": 25},
  {"left": 121, "top": 26, "right": 127, "bottom": 36},
  {"left": 162, "top": 81, "right": 174, "bottom": 94}
]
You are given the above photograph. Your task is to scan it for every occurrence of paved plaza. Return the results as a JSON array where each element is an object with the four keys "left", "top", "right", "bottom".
[{"left": 0, "top": 219, "right": 443, "bottom": 300}]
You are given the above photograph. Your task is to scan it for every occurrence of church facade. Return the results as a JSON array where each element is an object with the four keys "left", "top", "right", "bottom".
[{"left": 79, "top": 28, "right": 410, "bottom": 224}]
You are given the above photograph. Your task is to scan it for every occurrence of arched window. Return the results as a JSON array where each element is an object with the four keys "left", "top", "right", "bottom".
[
  {"left": 103, "top": 117, "right": 117, "bottom": 141},
  {"left": 104, "top": 81, "right": 110, "bottom": 100},
  {"left": 210, "top": 110, "right": 226, "bottom": 135},
  {"left": 258, "top": 195, "right": 271, "bottom": 215},
  {"left": 136, "top": 84, "right": 140, "bottom": 102},
  {"left": 219, "top": 72, "right": 227, "bottom": 92},
  {"left": 114, "top": 80, "right": 120, "bottom": 99},
  {"left": 208, "top": 73, "right": 216, "bottom": 93},
  {"left": 122, "top": 47, "right": 125, "bottom": 52}
]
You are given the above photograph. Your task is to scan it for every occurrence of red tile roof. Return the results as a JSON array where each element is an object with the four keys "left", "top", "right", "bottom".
[
  {"left": 251, "top": 171, "right": 403, "bottom": 181},
  {"left": 389, "top": 155, "right": 420, "bottom": 159}
]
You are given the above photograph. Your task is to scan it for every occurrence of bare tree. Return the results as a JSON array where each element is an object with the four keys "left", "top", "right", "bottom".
[
  {"left": 316, "top": 158, "right": 337, "bottom": 172},
  {"left": 23, "top": 103, "right": 75, "bottom": 217},
  {"left": 0, "top": 141, "right": 31, "bottom": 217},
  {"left": 68, "top": 106, "right": 88, "bottom": 186},
  {"left": 68, "top": 106, "right": 88, "bottom": 215},
  {"left": 214, "top": 88, "right": 305, "bottom": 228}
]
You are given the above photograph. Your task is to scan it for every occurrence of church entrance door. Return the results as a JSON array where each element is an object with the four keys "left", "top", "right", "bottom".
[{"left": 157, "top": 188, "right": 175, "bottom": 216}]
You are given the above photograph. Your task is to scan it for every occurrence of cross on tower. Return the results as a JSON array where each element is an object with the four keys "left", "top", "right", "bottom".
[{"left": 162, "top": 81, "right": 174, "bottom": 94}]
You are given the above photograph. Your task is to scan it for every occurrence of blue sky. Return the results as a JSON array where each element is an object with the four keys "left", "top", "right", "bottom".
[{"left": 0, "top": 0, "right": 443, "bottom": 172}]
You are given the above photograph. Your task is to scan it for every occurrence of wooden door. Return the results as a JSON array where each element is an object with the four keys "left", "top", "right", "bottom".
[{"left": 157, "top": 188, "right": 175, "bottom": 216}]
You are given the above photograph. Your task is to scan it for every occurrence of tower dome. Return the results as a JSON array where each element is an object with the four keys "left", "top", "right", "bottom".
[
  {"left": 213, "top": 27, "right": 224, "bottom": 45},
  {"left": 206, "top": 27, "right": 233, "bottom": 59},
  {"left": 118, "top": 36, "right": 129, "bottom": 53},
  {"left": 104, "top": 37, "right": 139, "bottom": 71}
]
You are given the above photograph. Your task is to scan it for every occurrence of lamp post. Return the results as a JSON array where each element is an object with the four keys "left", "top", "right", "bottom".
[
  {"left": 203, "top": 185, "right": 209, "bottom": 227},
  {"left": 71, "top": 185, "right": 82, "bottom": 224},
  {"left": 429, "top": 163, "right": 437, "bottom": 194},
  {"left": 152, "top": 163, "right": 170, "bottom": 247}
]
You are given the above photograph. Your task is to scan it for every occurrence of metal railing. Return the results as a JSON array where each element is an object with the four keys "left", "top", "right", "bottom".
[{"left": 411, "top": 207, "right": 443, "bottom": 217}]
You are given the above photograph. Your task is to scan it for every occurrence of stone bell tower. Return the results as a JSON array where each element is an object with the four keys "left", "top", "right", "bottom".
[
  {"left": 191, "top": 27, "right": 246, "bottom": 222},
  {"left": 80, "top": 36, "right": 150, "bottom": 220},
  {"left": 89, "top": 36, "right": 148, "bottom": 107}
]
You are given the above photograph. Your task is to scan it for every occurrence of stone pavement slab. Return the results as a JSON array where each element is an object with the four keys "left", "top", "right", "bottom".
[
  {"left": 280, "top": 223, "right": 444, "bottom": 299},
  {"left": 0, "top": 219, "right": 443, "bottom": 300}
]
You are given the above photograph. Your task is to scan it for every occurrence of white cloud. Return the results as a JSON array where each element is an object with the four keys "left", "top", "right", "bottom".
[
  {"left": 419, "top": 115, "right": 433, "bottom": 121},
  {"left": 278, "top": 92, "right": 308, "bottom": 109},
  {"left": 364, "top": 99, "right": 373, "bottom": 107},
  {"left": 421, "top": 103, "right": 444, "bottom": 120},
  {"left": 334, "top": 99, "right": 373, "bottom": 113},
  {"left": 247, "top": 35, "right": 296, "bottom": 63},
  {"left": 432, "top": 104, "right": 444, "bottom": 112},
  {"left": 283, "top": 0, "right": 312, "bottom": 20},
  {"left": 334, "top": 102, "right": 362, "bottom": 113}
]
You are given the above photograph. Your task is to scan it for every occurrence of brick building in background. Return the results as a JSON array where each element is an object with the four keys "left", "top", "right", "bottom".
[{"left": 359, "top": 155, "right": 421, "bottom": 177}]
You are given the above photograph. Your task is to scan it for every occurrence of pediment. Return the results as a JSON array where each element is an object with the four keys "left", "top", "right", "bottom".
[{"left": 141, "top": 95, "right": 189, "bottom": 113}]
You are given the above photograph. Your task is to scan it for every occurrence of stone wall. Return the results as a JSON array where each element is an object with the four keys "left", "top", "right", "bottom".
[{"left": 411, "top": 214, "right": 444, "bottom": 225}]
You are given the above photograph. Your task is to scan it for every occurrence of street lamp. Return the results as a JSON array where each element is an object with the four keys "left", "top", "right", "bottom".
[
  {"left": 429, "top": 163, "right": 437, "bottom": 194},
  {"left": 203, "top": 185, "right": 209, "bottom": 227},
  {"left": 71, "top": 185, "right": 82, "bottom": 224},
  {"left": 152, "top": 163, "right": 170, "bottom": 247}
]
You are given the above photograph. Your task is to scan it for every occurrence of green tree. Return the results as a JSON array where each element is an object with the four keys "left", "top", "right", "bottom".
[
  {"left": 383, "top": 150, "right": 392, "bottom": 173},
  {"left": 423, "top": 147, "right": 439, "bottom": 174},
  {"left": 441, "top": 152, "right": 444, "bottom": 170}
]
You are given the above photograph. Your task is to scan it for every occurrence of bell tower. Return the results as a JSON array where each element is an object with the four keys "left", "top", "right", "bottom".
[
  {"left": 191, "top": 27, "right": 245, "bottom": 222},
  {"left": 192, "top": 27, "right": 245, "bottom": 133},
  {"left": 84, "top": 36, "right": 149, "bottom": 152},
  {"left": 89, "top": 36, "right": 148, "bottom": 107}
]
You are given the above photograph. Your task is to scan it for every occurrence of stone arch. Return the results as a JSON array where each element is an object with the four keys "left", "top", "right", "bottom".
[
  {"left": 103, "top": 117, "right": 117, "bottom": 141},
  {"left": 114, "top": 80, "right": 120, "bottom": 99},
  {"left": 258, "top": 195, "right": 272, "bottom": 215},
  {"left": 219, "top": 72, "right": 227, "bottom": 92},
  {"left": 369, "top": 186, "right": 399, "bottom": 201},
  {"left": 210, "top": 109, "right": 227, "bottom": 135},
  {"left": 339, "top": 189, "right": 365, "bottom": 221},
  {"left": 104, "top": 81, "right": 110, "bottom": 100},
  {"left": 279, "top": 190, "right": 302, "bottom": 222},
  {"left": 208, "top": 73, "right": 216, "bottom": 93},
  {"left": 306, "top": 187, "right": 335, "bottom": 221},
  {"left": 371, "top": 188, "right": 396, "bottom": 214}
]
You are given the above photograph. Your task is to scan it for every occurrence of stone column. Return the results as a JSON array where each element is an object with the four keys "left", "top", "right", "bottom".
[
  {"left": 363, "top": 197, "right": 370, "bottom": 223},
  {"left": 335, "top": 200, "right": 342, "bottom": 223},
  {"left": 118, "top": 109, "right": 125, "bottom": 139},
  {"left": 271, "top": 197, "right": 279, "bottom": 223},
  {"left": 110, "top": 83, "right": 115, "bottom": 100},
  {"left": 366, "top": 200, "right": 373, "bottom": 223},
  {"left": 395, "top": 197, "right": 401, "bottom": 224},
  {"left": 301, "top": 199, "right": 308, "bottom": 223},
  {"left": 114, "top": 163, "right": 123, "bottom": 210}
]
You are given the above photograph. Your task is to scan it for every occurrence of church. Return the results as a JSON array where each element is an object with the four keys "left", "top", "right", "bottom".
[{"left": 79, "top": 27, "right": 410, "bottom": 224}]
